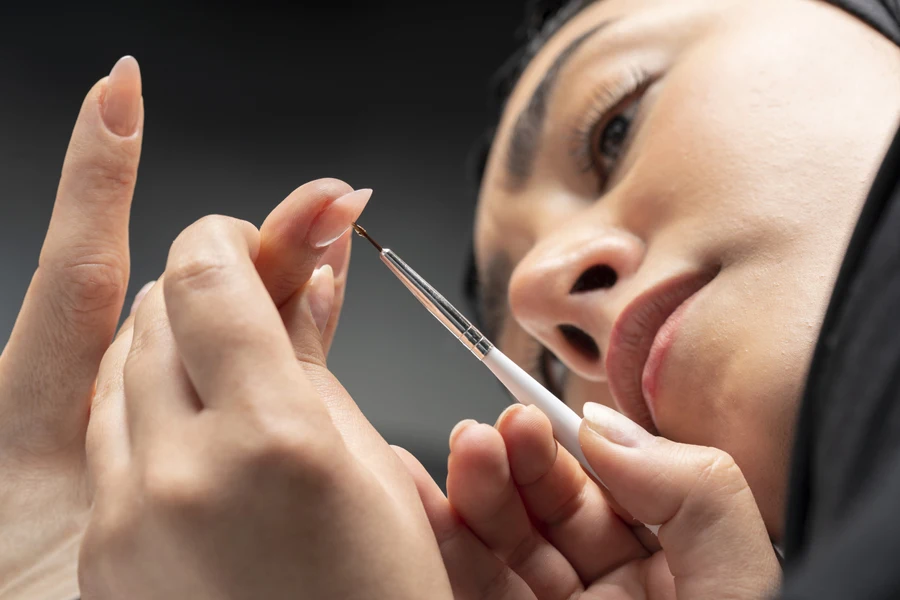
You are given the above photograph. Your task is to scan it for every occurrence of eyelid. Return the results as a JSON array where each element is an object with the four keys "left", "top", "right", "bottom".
[{"left": 566, "top": 64, "right": 653, "bottom": 176}]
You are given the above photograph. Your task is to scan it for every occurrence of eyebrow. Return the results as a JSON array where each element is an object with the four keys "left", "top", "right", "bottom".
[{"left": 504, "top": 22, "right": 610, "bottom": 190}]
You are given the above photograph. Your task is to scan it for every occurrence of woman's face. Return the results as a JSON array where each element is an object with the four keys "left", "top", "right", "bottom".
[{"left": 474, "top": 0, "right": 900, "bottom": 539}]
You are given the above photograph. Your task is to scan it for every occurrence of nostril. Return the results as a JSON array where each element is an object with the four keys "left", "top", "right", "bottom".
[
  {"left": 558, "top": 324, "right": 601, "bottom": 362},
  {"left": 570, "top": 265, "right": 617, "bottom": 293}
]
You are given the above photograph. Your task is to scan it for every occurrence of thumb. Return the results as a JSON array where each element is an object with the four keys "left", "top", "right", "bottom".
[{"left": 579, "top": 402, "right": 780, "bottom": 599}]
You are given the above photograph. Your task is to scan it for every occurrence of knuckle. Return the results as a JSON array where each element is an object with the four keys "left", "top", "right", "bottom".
[
  {"left": 50, "top": 253, "right": 128, "bottom": 322},
  {"left": 166, "top": 256, "right": 229, "bottom": 294},
  {"left": 166, "top": 216, "right": 243, "bottom": 293},
  {"left": 688, "top": 448, "right": 750, "bottom": 509},
  {"left": 82, "top": 159, "right": 137, "bottom": 193},
  {"left": 142, "top": 453, "right": 212, "bottom": 514},
  {"left": 242, "top": 413, "right": 341, "bottom": 487}
]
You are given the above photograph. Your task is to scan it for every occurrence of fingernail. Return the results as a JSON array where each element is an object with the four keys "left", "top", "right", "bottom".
[
  {"left": 308, "top": 188, "right": 372, "bottom": 249},
  {"left": 307, "top": 265, "right": 335, "bottom": 335},
  {"left": 102, "top": 56, "right": 142, "bottom": 137},
  {"left": 449, "top": 419, "right": 478, "bottom": 450},
  {"left": 582, "top": 402, "right": 652, "bottom": 448},
  {"left": 130, "top": 280, "right": 155, "bottom": 316},
  {"left": 316, "top": 228, "right": 352, "bottom": 282}
]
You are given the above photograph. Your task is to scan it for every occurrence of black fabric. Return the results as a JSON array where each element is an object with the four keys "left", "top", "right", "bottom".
[
  {"left": 779, "top": 2, "right": 900, "bottom": 598},
  {"left": 781, "top": 119, "right": 900, "bottom": 599},
  {"left": 826, "top": 0, "right": 900, "bottom": 46}
]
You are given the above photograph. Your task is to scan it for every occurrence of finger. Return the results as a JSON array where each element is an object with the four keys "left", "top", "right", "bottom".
[
  {"left": 2, "top": 56, "right": 143, "bottom": 445},
  {"left": 447, "top": 421, "right": 582, "bottom": 600},
  {"left": 579, "top": 402, "right": 781, "bottom": 598},
  {"left": 123, "top": 278, "right": 197, "bottom": 442},
  {"left": 85, "top": 324, "right": 134, "bottom": 492},
  {"left": 162, "top": 216, "right": 316, "bottom": 412},
  {"left": 315, "top": 229, "right": 352, "bottom": 354},
  {"left": 281, "top": 266, "right": 419, "bottom": 507},
  {"left": 392, "top": 445, "right": 537, "bottom": 600},
  {"left": 497, "top": 404, "right": 648, "bottom": 581},
  {"left": 256, "top": 179, "right": 369, "bottom": 308},
  {"left": 128, "top": 280, "right": 156, "bottom": 316},
  {"left": 281, "top": 264, "right": 334, "bottom": 369}
]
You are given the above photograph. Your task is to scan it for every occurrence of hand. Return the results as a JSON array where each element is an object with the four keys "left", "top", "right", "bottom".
[
  {"left": 0, "top": 56, "right": 142, "bottom": 600},
  {"left": 398, "top": 402, "right": 781, "bottom": 599},
  {"left": 79, "top": 185, "right": 454, "bottom": 599}
]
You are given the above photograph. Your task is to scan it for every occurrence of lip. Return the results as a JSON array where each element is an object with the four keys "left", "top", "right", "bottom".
[{"left": 605, "top": 269, "right": 717, "bottom": 432}]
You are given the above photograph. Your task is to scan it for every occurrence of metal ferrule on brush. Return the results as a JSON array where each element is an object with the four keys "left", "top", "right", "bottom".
[{"left": 380, "top": 249, "right": 493, "bottom": 360}]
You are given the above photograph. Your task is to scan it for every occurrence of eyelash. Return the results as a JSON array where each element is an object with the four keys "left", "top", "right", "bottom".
[{"left": 569, "top": 66, "right": 651, "bottom": 186}]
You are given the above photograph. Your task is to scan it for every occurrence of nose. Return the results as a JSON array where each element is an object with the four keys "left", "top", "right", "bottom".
[{"left": 508, "top": 224, "right": 644, "bottom": 381}]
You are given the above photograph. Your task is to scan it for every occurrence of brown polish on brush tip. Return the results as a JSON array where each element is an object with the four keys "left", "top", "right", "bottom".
[{"left": 351, "top": 222, "right": 383, "bottom": 252}]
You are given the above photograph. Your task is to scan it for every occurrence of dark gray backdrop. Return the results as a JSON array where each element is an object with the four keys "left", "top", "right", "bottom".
[{"left": 0, "top": 2, "right": 525, "bottom": 482}]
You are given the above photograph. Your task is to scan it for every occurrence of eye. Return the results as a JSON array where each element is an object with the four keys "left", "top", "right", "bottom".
[
  {"left": 539, "top": 348, "right": 569, "bottom": 398},
  {"left": 589, "top": 95, "right": 641, "bottom": 180}
]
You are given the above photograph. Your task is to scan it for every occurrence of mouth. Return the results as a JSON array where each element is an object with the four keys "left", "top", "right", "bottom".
[{"left": 605, "top": 268, "right": 718, "bottom": 432}]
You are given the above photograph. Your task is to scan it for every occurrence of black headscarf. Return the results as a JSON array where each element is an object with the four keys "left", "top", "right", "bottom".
[{"left": 827, "top": 0, "right": 900, "bottom": 46}]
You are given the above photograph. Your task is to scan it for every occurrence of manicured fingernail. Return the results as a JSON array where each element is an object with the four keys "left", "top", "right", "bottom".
[
  {"left": 582, "top": 402, "right": 651, "bottom": 448},
  {"left": 307, "top": 265, "right": 335, "bottom": 335},
  {"left": 102, "top": 56, "right": 142, "bottom": 137},
  {"left": 308, "top": 188, "right": 372, "bottom": 249},
  {"left": 449, "top": 419, "right": 478, "bottom": 449},
  {"left": 316, "top": 229, "right": 352, "bottom": 282},
  {"left": 130, "top": 280, "right": 155, "bottom": 316}
]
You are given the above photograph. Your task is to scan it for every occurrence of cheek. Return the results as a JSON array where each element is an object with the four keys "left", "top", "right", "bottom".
[
  {"left": 564, "top": 377, "right": 616, "bottom": 417},
  {"left": 618, "top": 29, "right": 872, "bottom": 265}
]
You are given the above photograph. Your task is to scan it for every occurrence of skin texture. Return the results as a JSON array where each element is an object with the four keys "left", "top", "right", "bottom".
[
  {"left": 79, "top": 210, "right": 455, "bottom": 600},
  {"left": 0, "top": 57, "right": 380, "bottom": 600},
  {"left": 0, "top": 56, "right": 143, "bottom": 600},
  {"left": 471, "top": 0, "right": 900, "bottom": 539},
  {"left": 9, "top": 58, "right": 779, "bottom": 597},
  {"left": 4, "top": 2, "right": 900, "bottom": 597}
]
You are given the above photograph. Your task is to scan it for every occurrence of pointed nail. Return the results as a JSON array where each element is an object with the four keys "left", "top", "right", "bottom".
[
  {"left": 582, "top": 402, "right": 652, "bottom": 448},
  {"left": 130, "top": 280, "right": 156, "bottom": 316},
  {"left": 102, "top": 56, "right": 142, "bottom": 137},
  {"left": 307, "top": 265, "right": 335, "bottom": 335},
  {"left": 308, "top": 188, "right": 372, "bottom": 249},
  {"left": 449, "top": 419, "right": 478, "bottom": 450}
]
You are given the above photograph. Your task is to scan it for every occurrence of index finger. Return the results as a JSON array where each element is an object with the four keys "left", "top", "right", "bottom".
[
  {"left": 162, "top": 215, "right": 312, "bottom": 408},
  {"left": 2, "top": 56, "right": 143, "bottom": 446}
]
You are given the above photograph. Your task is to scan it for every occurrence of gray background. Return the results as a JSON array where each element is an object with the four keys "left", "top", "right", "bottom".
[{"left": 0, "top": 2, "right": 525, "bottom": 482}]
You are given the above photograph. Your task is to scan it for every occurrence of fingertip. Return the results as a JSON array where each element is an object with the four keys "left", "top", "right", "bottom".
[
  {"left": 257, "top": 179, "right": 354, "bottom": 307},
  {"left": 447, "top": 423, "right": 510, "bottom": 497},
  {"left": 449, "top": 419, "right": 478, "bottom": 450},
  {"left": 499, "top": 404, "right": 558, "bottom": 486},
  {"left": 129, "top": 280, "right": 156, "bottom": 316}
]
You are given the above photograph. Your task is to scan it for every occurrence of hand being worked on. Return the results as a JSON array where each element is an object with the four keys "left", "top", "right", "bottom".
[
  {"left": 0, "top": 56, "right": 142, "bottom": 600},
  {"left": 398, "top": 402, "right": 782, "bottom": 599},
  {"left": 78, "top": 183, "right": 455, "bottom": 599}
]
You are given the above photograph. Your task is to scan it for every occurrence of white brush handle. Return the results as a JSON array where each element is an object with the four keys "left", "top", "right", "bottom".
[{"left": 481, "top": 347, "right": 660, "bottom": 536}]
